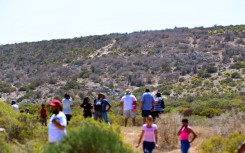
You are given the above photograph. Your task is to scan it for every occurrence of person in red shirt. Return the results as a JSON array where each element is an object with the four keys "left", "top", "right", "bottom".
[{"left": 40, "top": 104, "right": 47, "bottom": 126}]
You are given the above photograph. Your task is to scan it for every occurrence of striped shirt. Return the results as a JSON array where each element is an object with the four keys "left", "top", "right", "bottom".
[{"left": 153, "top": 97, "right": 164, "bottom": 111}]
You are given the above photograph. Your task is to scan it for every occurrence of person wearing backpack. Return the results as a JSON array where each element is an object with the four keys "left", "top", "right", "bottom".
[
  {"left": 120, "top": 89, "right": 137, "bottom": 127},
  {"left": 151, "top": 92, "right": 165, "bottom": 121}
]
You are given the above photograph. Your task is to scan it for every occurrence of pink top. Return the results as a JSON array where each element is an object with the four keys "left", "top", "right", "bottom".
[
  {"left": 142, "top": 124, "right": 157, "bottom": 142},
  {"left": 180, "top": 126, "right": 190, "bottom": 140}
]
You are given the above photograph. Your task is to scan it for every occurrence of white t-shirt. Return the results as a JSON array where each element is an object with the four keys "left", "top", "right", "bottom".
[
  {"left": 62, "top": 98, "right": 73, "bottom": 115},
  {"left": 120, "top": 94, "right": 137, "bottom": 110},
  {"left": 48, "top": 111, "right": 67, "bottom": 143},
  {"left": 11, "top": 104, "right": 19, "bottom": 111}
]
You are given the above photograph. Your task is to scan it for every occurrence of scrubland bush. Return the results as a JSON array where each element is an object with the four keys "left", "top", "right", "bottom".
[
  {"left": 0, "top": 102, "right": 44, "bottom": 146},
  {"left": 0, "top": 133, "right": 11, "bottom": 153},
  {"left": 199, "top": 132, "right": 245, "bottom": 153},
  {"left": 157, "top": 113, "right": 182, "bottom": 150},
  {"left": 211, "top": 111, "right": 245, "bottom": 136},
  {"left": 62, "top": 80, "right": 80, "bottom": 90},
  {"left": 231, "top": 71, "right": 241, "bottom": 78},
  {"left": 44, "top": 119, "right": 135, "bottom": 153},
  {"left": 0, "top": 81, "right": 16, "bottom": 93}
]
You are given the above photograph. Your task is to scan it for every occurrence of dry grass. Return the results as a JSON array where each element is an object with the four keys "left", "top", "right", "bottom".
[{"left": 121, "top": 111, "right": 245, "bottom": 153}]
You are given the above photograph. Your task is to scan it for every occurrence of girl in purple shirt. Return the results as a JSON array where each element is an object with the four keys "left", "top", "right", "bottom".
[{"left": 136, "top": 115, "right": 158, "bottom": 153}]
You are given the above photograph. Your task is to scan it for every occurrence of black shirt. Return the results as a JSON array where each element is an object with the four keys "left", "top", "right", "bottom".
[{"left": 80, "top": 102, "right": 93, "bottom": 116}]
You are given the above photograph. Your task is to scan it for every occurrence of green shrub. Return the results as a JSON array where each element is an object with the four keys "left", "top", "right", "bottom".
[
  {"left": 19, "top": 85, "right": 30, "bottom": 91},
  {"left": 164, "top": 106, "right": 174, "bottom": 113},
  {"left": 0, "top": 133, "right": 11, "bottom": 153},
  {"left": 44, "top": 119, "right": 135, "bottom": 153},
  {"left": 206, "top": 66, "right": 217, "bottom": 73},
  {"left": 230, "top": 62, "right": 245, "bottom": 69},
  {"left": 199, "top": 108, "right": 223, "bottom": 118},
  {"left": 231, "top": 72, "right": 241, "bottom": 79},
  {"left": 191, "top": 77, "right": 202, "bottom": 87},
  {"left": 0, "top": 81, "right": 16, "bottom": 93},
  {"left": 199, "top": 132, "right": 245, "bottom": 153},
  {"left": 0, "top": 102, "right": 40, "bottom": 144},
  {"left": 47, "top": 78, "right": 57, "bottom": 84},
  {"left": 79, "top": 70, "right": 92, "bottom": 78},
  {"left": 62, "top": 80, "right": 80, "bottom": 90},
  {"left": 198, "top": 70, "right": 211, "bottom": 78},
  {"left": 29, "top": 80, "right": 44, "bottom": 90}
]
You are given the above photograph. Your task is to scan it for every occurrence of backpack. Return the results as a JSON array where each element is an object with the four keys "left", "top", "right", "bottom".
[
  {"left": 94, "top": 99, "right": 103, "bottom": 111},
  {"left": 160, "top": 99, "right": 165, "bottom": 109}
]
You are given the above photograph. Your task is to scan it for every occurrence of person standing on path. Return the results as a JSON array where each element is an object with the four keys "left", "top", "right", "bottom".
[
  {"left": 48, "top": 99, "right": 67, "bottom": 143},
  {"left": 136, "top": 115, "right": 158, "bottom": 153},
  {"left": 120, "top": 89, "right": 137, "bottom": 127},
  {"left": 140, "top": 89, "right": 157, "bottom": 124},
  {"left": 62, "top": 93, "right": 73, "bottom": 125},
  {"left": 177, "top": 118, "right": 197, "bottom": 153}
]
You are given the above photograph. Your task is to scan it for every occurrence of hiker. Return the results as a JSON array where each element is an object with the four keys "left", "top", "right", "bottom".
[
  {"left": 140, "top": 89, "right": 157, "bottom": 124},
  {"left": 80, "top": 97, "right": 93, "bottom": 118},
  {"left": 151, "top": 92, "right": 165, "bottom": 122},
  {"left": 120, "top": 89, "right": 137, "bottom": 126},
  {"left": 11, "top": 100, "right": 19, "bottom": 111},
  {"left": 101, "top": 93, "right": 112, "bottom": 125},
  {"left": 48, "top": 99, "right": 67, "bottom": 143},
  {"left": 94, "top": 93, "right": 111, "bottom": 125},
  {"left": 40, "top": 104, "right": 47, "bottom": 126},
  {"left": 177, "top": 118, "right": 197, "bottom": 153},
  {"left": 62, "top": 93, "right": 73, "bottom": 125},
  {"left": 136, "top": 115, "right": 158, "bottom": 153}
]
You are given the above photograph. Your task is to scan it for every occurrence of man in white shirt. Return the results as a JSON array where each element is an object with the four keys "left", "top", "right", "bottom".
[
  {"left": 48, "top": 99, "right": 67, "bottom": 143},
  {"left": 120, "top": 89, "right": 137, "bottom": 127},
  {"left": 11, "top": 100, "right": 19, "bottom": 111},
  {"left": 62, "top": 94, "right": 73, "bottom": 125}
]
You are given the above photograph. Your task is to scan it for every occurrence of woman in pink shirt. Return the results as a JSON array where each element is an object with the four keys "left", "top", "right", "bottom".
[
  {"left": 136, "top": 115, "right": 158, "bottom": 153},
  {"left": 177, "top": 118, "right": 197, "bottom": 153}
]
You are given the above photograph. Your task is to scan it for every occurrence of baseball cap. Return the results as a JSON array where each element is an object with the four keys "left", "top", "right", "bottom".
[{"left": 49, "top": 99, "right": 62, "bottom": 107}]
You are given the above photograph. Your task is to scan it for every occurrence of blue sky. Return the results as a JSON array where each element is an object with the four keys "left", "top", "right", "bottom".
[{"left": 0, "top": 0, "right": 244, "bottom": 45}]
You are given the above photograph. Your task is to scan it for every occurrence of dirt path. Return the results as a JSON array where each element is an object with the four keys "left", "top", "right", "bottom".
[{"left": 121, "top": 126, "right": 206, "bottom": 153}]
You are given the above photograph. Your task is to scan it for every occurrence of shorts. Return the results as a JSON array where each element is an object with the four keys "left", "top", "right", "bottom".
[
  {"left": 142, "top": 110, "right": 152, "bottom": 117},
  {"left": 124, "top": 110, "right": 136, "bottom": 118}
]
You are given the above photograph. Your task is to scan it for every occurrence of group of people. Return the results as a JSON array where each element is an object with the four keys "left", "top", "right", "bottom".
[
  {"left": 11, "top": 89, "right": 197, "bottom": 153},
  {"left": 120, "top": 88, "right": 165, "bottom": 127}
]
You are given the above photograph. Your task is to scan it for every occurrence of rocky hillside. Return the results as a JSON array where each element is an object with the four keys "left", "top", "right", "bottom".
[{"left": 0, "top": 25, "right": 245, "bottom": 103}]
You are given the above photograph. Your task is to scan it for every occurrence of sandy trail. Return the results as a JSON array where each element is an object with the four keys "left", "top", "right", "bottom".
[{"left": 122, "top": 126, "right": 206, "bottom": 153}]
